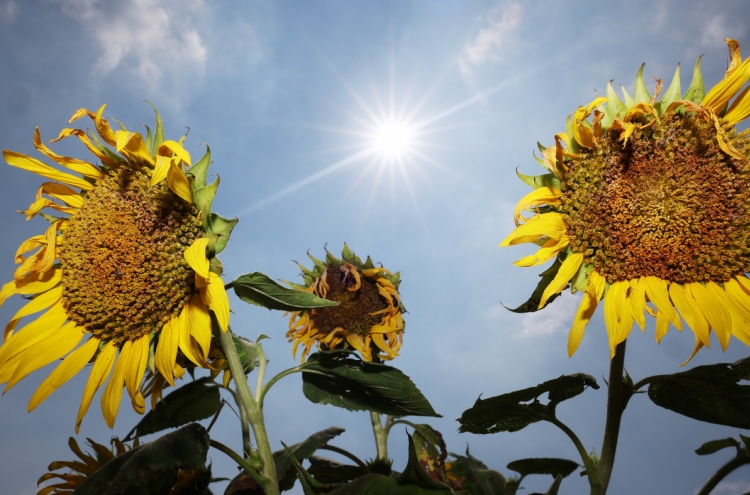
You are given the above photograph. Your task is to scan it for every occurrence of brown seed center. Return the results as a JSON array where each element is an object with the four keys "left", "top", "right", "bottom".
[
  {"left": 561, "top": 112, "right": 750, "bottom": 284},
  {"left": 60, "top": 166, "right": 202, "bottom": 342}
]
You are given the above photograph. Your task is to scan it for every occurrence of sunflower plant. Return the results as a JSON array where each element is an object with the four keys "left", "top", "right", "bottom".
[{"left": 455, "top": 37, "right": 750, "bottom": 495}]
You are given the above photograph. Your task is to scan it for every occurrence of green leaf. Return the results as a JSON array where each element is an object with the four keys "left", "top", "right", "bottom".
[
  {"left": 458, "top": 374, "right": 599, "bottom": 434},
  {"left": 530, "top": 474, "right": 563, "bottom": 495},
  {"left": 505, "top": 256, "right": 563, "bottom": 313},
  {"left": 655, "top": 64, "right": 682, "bottom": 115},
  {"left": 209, "top": 213, "right": 238, "bottom": 255},
  {"left": 232, "top": 333, "right": 261, "bottom": 374},
  {"left": 620, "top": 84, "right": 636, "bottom": 109},
  {"left": 683, "top": 55, "right": 705, "bottom": 104},
  {"left": 146, "top": 100, "right": 165, "bottom": 154},
  {"left": 602, "top": 81, "right": 626, "bottom": 130},
  {"left": 448, "top": 447, "right": 507, "bottom": 495},
  {"left": 143, "top": 124, "right": 153, "bottom": 157},
  {"left": 194, "top": 179, "right": 219, "bottom": 229},
  {"left": 647, "top": 356, "right": 750, "bottom": 428},
  {"left": 506, "top": 458, "right": 578, "bottom": 478},
  {"left": 302, "top": 352, "right": 440, "bottom": 417},
  {"left": 396, "top": 434, "right": 451, "bottom": 491},
  {"left": 188, "top": 145, "right": 211, "bottom": 190},
  {"left": 308, "top": 457, "right": 368, "bottom": 485},
  {"left": 74, "top": 423, "right": 210, "bottom": 495},
  {"left": 516, "top": 170, "right": 561, "bottom": 191},
  {"left": 633, "top": 64, "right": 651, "bottom": 104},
  {"left": 231, "top": 272, "right": 339, "bottom": 311},
  {"left": 695, "top": 438, "right": 740, "bottom": 456},
  {"left": 273, "top": 427, "right": 346, "bottom": 490},
  {"left": 124, "top": 378, "right": 220, "bottom": 441}
]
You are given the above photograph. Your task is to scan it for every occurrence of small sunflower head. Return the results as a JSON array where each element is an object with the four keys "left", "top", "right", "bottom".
[
  {"left": 287, "top": 244, "right": 405, "bottom": 362},
  {"left": 502, "top": 38, "right": 750, "bottom": 362}
]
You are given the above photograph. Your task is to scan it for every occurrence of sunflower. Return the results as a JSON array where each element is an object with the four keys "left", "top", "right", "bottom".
[
  {"left": 501, "top": 38, "right": 750, "bottom": 362},
  {"left": 0, "top": 104, "right": 237, "bottom": 431},
  {"left": 37, "top": 436, "right": 209, "bottom": 495},
  {"left": 286, "top": 245, "right": 405, "bottom": 362}
]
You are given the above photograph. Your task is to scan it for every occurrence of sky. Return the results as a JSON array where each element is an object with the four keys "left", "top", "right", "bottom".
[{"left": 0, "top": 1, "right": 749, "bottom": 494}]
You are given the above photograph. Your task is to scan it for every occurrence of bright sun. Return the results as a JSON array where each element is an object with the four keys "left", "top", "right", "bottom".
[{"left": 372, "top": 122, "right": 413, "bottom": 158}]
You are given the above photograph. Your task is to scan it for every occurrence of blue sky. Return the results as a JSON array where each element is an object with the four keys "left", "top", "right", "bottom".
[{"left": 0, "top": 1, "right": 750, "bottom": 494}]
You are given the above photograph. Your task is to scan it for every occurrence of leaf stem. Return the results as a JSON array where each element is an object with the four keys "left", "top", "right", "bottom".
[
  {"left": 696, "top": 452, "right": 750, "bottom": 495},
  {"left": 255, "top": 341, "right": 268, "bottom": 404},
  {"left": 318, "top": 444, "right": 368, "bottom": 468},
  {"left": 209, "top": 439, "right": 266, "bottom": 486},
  {"left": 370, "top": 411, "right": 389, "bottom": 462},
  {"left": 548, "top": 416, "right": 600, "bottom": 487},
  {"left": 259, "top": 365, "right": 305, "bottom": 409},
  {"left": 593, "top": 340, "right": 629, "bottom": 495},
  {"left": 220, "top": 328, "right": 280, "bottom": 495}
]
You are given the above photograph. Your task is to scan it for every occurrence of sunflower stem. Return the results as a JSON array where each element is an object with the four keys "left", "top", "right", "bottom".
[
  {"left": 696, "top": 450, "right": 750, "bottom": 495},
  {"left": 593, "top": 340, "right": 629, "bottom": 495},
  {"left": 548, "top": 417, "right": 600, "bottom": 487},
  {"left": 209, "top": 439, "right": 266, "bottom": 487},
  {"left": 370, "top": 411, "right": 389, "bottom": 462},
  {"left": 220, "top": 329, "right": 279, "bottom": 495}
]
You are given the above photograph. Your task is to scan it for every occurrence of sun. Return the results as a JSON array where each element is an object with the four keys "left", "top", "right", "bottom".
[{"left": 372, "top": 121, "right": 414, "bottom": 159}]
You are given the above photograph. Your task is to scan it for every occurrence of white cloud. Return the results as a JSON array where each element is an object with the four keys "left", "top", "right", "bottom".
[
  {"left": 708, "top": 480, "right": 750, "bottom": 495},
  {"left": 53, "top": 0, "right": 208, "bottom": 86},
  {"left": 517, "top": 293, "right": 579, "bottom": 337},
  {"left": 701, "top": 16, "right": 730, "bottom": 47},
  {"left": 0, "top": 1, "right": 18, "bottom": 24},
  {"left": 459, "top": 2, "right": 524, "bottom": 74}
]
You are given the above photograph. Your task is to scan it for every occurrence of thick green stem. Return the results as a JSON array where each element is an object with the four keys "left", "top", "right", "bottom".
[
  {"left": 370, "top": 412, "right": 389, "bottom": 462},
  {"left": 210, "top": 439, "right": 265, "bottom": 486},
  {"left": 220, "top": 329, "right": 280, "bottom": 495},
  {"left": 592, "top": 340, "right": 628, "bottom": 495},
  {"left": 696, "top": 453, "right": 750, "bottom": 495}
]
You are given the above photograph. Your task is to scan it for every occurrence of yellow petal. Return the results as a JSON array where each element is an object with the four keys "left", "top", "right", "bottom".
[
  {"left": 643, "top": 277, "right": 681, "bottom": 331},
  {"left": 157, "top": 140, "right": 192, "bottom": 165},
  {"left": 29, "top": 337, "right": 98, "bottom": 412},
  {"left": 115, "top": 130, "right": 153, "bottom": 165},
  {"left": 39, "top": 182, "right": 84, "bottom": 208},
  {"left": 681, "top": 336, "right": 705, "bottom": 366},
  {"left": 0, "top": 301, "right": 67, "bottom": 365},
  {"left": 588, "top": 270, "right": 606, "bottom": 300},
  {"left": 720, "top": 282, "right": 750, "bottom": 346},
  {"left": 4, "top": 150, "right": 93, "bottom": 191},
  {"left": 669, "top": 283, "right": 710, "bottom": 348},
  {"left": 33, "top": 128, "right": 104, "bottom": 180},
  {"left": 76, "top": 340, "right": 117, "bottom": 433},
  {"left": 124, "top": 334, "right": 150, "bottom": 405},
  {"left": 702, "top": 57, "right": 750, "bottom": 112},
  {"left": 514, "top": 237, "right": 570, "bottom": 268},
  {"left": 514, "top": 187, "right": 562, "bottom": 226},
  {"left": 689, "top": 282, "right": 731, "bottom": 351},
  {"left": 500, "top": 213, "right": 567, "bottom": 247},
  {"left": 178, "top": 305, "right": 204, "bottom": 367},
  {"left": 0, "top": 281, "right": 16, "bottom": 312},
  {"left": 155, "top": 318, "right": 179, "bottom": 387},
  {"left": 93, "top": 104, "right": 117, "bottom": 146},
  {"left": 568, "top": 292, "right": 598, "bottom": 357},
  {"left": 629, "top": 278, "right": 647, "bottom": 331},
  {"left": 371, "top": 333, "right": 397, "bottom": 357},
  {"left": 101, "top": 343, "right": 128, "bottom": 428},
  {"left": 167, "top": 161, "right": 192, "bottom": 203},
  {"left": 655, "top": 311, "right": 669, "bottom": 344},
  {"left": 203, "top": 273, "right": 230, "bottom": 332},
  {"left": 51, "top": 127, "right": 119, "bottom": 168},
  {"left": 184, "top": 238, "right": 210, "bottom": 279},
  {"left": 151, "top": 155, "right": 171, "bottom": 186},
  {"left": 15, "top": 268, "right": 62, "bottom": 295},
  {"left": 187, "top": 294, "right": 212, "bottom": 361},
  {"left": 8, "top": 285, "right": 62, "bottom": 325},
  {"left": 539, "top": 252, "right": 583, "bottom": 309},
  {"left": 724, "top": 85, "right": 750, "bottom": 126},
  {"left": 5, "top": 321, "right": 84, "bottom": 391},
  {"left": 604, "top": 281, "right": 629, "bottom": 357}
]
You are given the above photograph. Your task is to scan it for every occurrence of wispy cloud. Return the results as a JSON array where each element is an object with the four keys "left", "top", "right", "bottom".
[
  {"left": 53, "top": 0, "right": 208, "bottom": 87},
  {"left": 459, "top": 2, "right": 524, "bottom": 74},
  {"left": 0, "top": 0, "right": 18, "bottom": 24},
  {"left": 517, "top": 293, "right": 579, "bottom": 337},
  {"left": 707, "top": 480, "right": 750, "bottom": 495}
]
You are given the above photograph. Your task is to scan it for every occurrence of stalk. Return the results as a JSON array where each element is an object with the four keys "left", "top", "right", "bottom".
[
  {"left": 696, "top": 453, "right": 750, "bottom": 495},
  {"left": 220, "top": 329, "right": 280, "bottom": 495},
  {"left": 370, "top": 412, "right": 389, "bottom": 461},
  {"left": 592, "top": 340, "right": 628, "bottom": 495}
]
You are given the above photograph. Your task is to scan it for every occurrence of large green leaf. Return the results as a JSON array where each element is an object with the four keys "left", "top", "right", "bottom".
[
  {"left": 647, "top": 356, "right": 750, "bottom": 428},
  {"left": 301, "top": 352, "right": 440, "bottom": 417},
  {"left": 231, "top": 272, "right": 339, "bottom": 311},
  {"left": 458, "top": 374, "right": 599, "bottom": 434},
  {"left": 505, "top": 257, "right": 563, "bottom": 313},
  {"left": 274, "top": 427, "right": 346, "bottom": 491},
  {"left": 506, "top": 458, "right": 578, "bottom": 479},
  {"left": 74, "top": 423, "right": 210, "bottom": 495},
  {"left": 447, "top": 447, "right": 507, "bottom": 495},
  {"left": 124, "top": 378, "right": 221, "bottom": 441}
]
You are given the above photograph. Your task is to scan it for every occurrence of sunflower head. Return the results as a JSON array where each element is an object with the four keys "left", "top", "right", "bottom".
[
  {"left": 502, "top": 38, "right": 750, "bottom": 362},
  {"left": 286, "top": 245, "right": 405, "bottom": 362},
  {"left": 0, "top": 104, "right": 237, "bottom": 431}
]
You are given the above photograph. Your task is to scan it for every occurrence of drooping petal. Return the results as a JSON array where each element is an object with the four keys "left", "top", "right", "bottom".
[
  {"left": 4, "top": 150, "right": 93, "bottom": 191},
  {"left": 689, "top": 282, "right": 731, "bottom": 351},
  {"left": 157, "top": 140, "right": 192, "bottom": 166},
  {"left": 101, "top": 342, "right": 128, "bottom": 428},
  {"left": 0, "top": 300, "right": 67, "bottom": 365},
  {"left": 76, "top": 340, "right": 117, "bottom": 433},
  {"left": 568, "top": 292, "right": 598, "bottom": 357},
  {"left": 629, "top": 277, "right": 647, "bottom": 331},
  {"left": 166, "top": 161, "right": 192, "bottom": 203},
  {"left": 513, "top": 187, "right": 562, "bottom": 225},
  {"left": 186, "top": 294, "right": 212, "bottom": 361},
  {"left": 184, "top": 238, "right": 210, "bottom": 280},
  {"left": 643, "top": 276, "right": 681, "bottom": 331},
  {"left": 538, "top": 252, "right": 583, "bottom": 309},
  {"left": 28, "top": 337, "right": 98, "bottom": 412},
  {"left": 177, "top": 305, "right": 204, "bottom": 367},
  {"left": 655, "top": 311, "right": 669, "bottom": 344},
  {"left": 154, "top": 318, "right": 179, "bottom": 387},
  {"left": 724, "top": 85, "right": 750, "bottom": 125},
  {"left": 670, "top": 283, "right": 711, "bottom": 348},
  {"left": 702, "top": 57, "right": 750, "bottom": 112},
  {"left": 203, "top": 273, "right": 230, "bottom": 332},
  {"left": 115, "top": 130, "right": 153, "bottom": 165},
  {"left": 33, "top": 128, "right": 104, "bottom": 179},
  {"left": 14, "top": 268, "right": 62, "bottom": 295},
  {"left": 123, "top": 334, "right": 149, "bottom": 415},
  {"left": 500, "top": 213, "right": 567, "bottom": 247},
  {"left": 514, "top": 236, "right": 570, "bottom": 267},
  {"left": 151, "top": 155, "right": 171, "bottom": 186}
]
